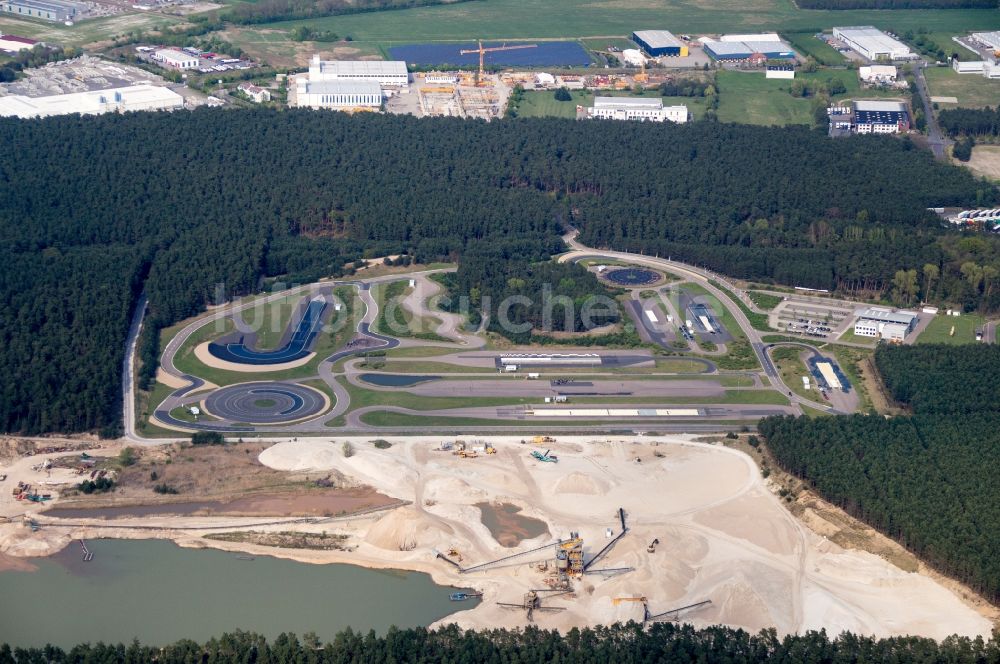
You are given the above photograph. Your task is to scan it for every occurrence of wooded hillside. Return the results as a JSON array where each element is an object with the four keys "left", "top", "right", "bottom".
[
  {"left": 0, "top": 109, "right": 995, "bottom": 433},
  {"left": 761, "top": 344, "right": 1000, "bottom": 602}
]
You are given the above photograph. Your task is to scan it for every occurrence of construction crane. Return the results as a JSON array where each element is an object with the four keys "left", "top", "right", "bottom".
[{"left": 460, "top": 40, "right": 538, "bottom": 85}]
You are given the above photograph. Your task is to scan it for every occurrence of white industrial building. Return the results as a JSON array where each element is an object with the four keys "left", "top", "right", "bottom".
[
  {"left": 765, "top": 65, "right": 795, "bottom": 79},
  {"left": 719, "top": 32, "right": 781, "bottom": 43},
  {"left": 0, "top": 32, "right": 37, "bottom": 53},
  {"left": 294, "top": 80, "right": 383, "bottom": 111},
  {"left": 815, "top": 361, "right": 843, "bottom": 390},
  {"left": 853, "top": 307, "right": 918, "bottom": 341},
  {"left": 588, "top": 96, "right": 688, "bottom": 123},
  {"left": 859, "top": 64, "right": 898, "bottom": 84},
  {"left": 307, "top": 56, "right": 408, "bottom": 89},
  {"left": 1, "top": 0, "right": 84, "bottom": 22},
  {"left": 155, "top": 48, "right": 199, "bottom": 70},
  {"left": 0, "top": 84, "right": 184, "bottom": 118},
  {"left": 854, "top": 100, "right": 909, "bottom": 134},
  {"left": 832, "top": 26, "right": 917, "bottom": 61},
  {"left": 620, "top": 48, "right": 647, "bottom": 67},
  {"left": 970, "top": 31, "right": 1000, "bottom": 51},
  {"left": 952, "top": 58, "right": 1000, "bottom": 79}
]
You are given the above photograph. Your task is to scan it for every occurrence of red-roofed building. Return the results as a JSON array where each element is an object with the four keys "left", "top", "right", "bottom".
[
  {"left": 237, "top": 82, "right": 271, "bottom": 103},
  {"left": 0, "top": 33, "right": 39, "bottom": 53}
]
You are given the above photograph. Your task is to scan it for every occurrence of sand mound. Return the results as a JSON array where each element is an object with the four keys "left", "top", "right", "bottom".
[
  {"left": 364, "top": 506, "right": 453, "bottom": 551},
  {"left": 259, "top": 441, "right": 342, "bottom": 472},
  {"left": 423, "top": 476, "right": 486, "bottom": 504},
  {"left": 553, "top": 471, "right": 609, "bottom": 496}
]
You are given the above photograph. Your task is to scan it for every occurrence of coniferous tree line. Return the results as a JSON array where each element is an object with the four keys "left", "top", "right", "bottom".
[
  {"left": 3, "top": 623, "right": 1000, "bottom": 663},
  {"left": 938, "top": 106, "right": 1000, "bottom": 137},
  {"left": 759, "top": 344, "right": 1000, "bottom": 602},
  {"left": 0, "top": 108, "right": 996, "bottom": 434}
]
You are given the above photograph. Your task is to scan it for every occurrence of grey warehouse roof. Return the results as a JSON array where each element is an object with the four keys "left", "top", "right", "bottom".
[
  {"left": 315, "top": 60, "right": 407, "bottom": 77},
  {"left": 593, "top": 96, "right": 663, "bottom": 109},
  {"left": 857, "top": 308, "right": 917, "bottom": 324},
  {"left": 632, "top": 30, "right": 683, "bottom": 49},
  {"left": 854, "top": 100, "right": 906, "bottom": 112}
]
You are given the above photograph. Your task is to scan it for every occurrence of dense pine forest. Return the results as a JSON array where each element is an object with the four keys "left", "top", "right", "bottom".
[
  {"left": 759, "top": 344, "right": 1000, "bottom": 602},
  {"left": 0, "top": 109, "right": 996, "bottom": 434},
  {"left": 938, "top": 106, "right": 1000, "bottom": 137},
  {"left": 3, "top": 624, "right": 1000, "bottom": 663}
]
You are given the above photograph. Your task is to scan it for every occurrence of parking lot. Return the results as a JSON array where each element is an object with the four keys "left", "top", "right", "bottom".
[
  {"left": 769, "top": 298, "right": 854, "bottom": 340},
  {"left": 135, "top": 46, "right": 258, "bottom": 75}
]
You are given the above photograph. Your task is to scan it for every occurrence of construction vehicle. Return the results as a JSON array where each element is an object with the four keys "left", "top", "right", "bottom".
[
  {"left": 531, "top": 449, "right": 558, "bottom": 463},
  {"left": 612, "top": 596, "right": 647, "bottom": 606},
  {"left": 458, "top": 450, "right": 479, "bottom": 459},
  {"left": 460, "top": 40, "right": 538, "bottom": 85},
  {"left": 485, "top": 443, "right": 497, "bottom": 455},
  {"left": 532, "top": 436, "right": 555, "bottom": 445},
  {"left": 647, "top": 538, "right": 660, "bottom": 553},
  {"left": 447, "top": 548, "right": 463, "bottom": 562}
]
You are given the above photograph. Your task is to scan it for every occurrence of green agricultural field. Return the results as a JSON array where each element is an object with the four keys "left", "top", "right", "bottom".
[
  {"left": 512, "top": 88, "right": 711, "bottom": 120},
  {"left": 782, "top": 32, "right": 845, "bottom": 66},
  {"left": 716, "top": 69, "right": 907, "bottom": 126},
  {"left": 917, "top": 313, "right": 985, "bottom": 344},
  {"left": 0, "top": 12, "right": 180, "bottom": 47},
  {"left": 925, "top": 66, "right": 1000, "bottom": 109},
  {"left": 266, "top": 0, "right": 1000, "bottom": 46}
]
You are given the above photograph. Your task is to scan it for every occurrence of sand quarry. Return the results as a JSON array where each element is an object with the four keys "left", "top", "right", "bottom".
[
  {"left": 0, "top": 435, "right": 992, "bottom": 639},
  {"left": 256, "top": 435, "right": 990, "bottom": 639}
]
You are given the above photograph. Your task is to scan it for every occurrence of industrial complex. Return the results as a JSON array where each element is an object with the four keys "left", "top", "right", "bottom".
[
  {"left": 585, "top": 96, "right": 689, "bottom": 123},
  {"left": 832, "top": 26, "right": 918, "bottom": 61},
  {"left": 0, "top": 83, "right": 183, "bottom": 117},
  {"left": 700, "top": 33, "right": 796, "bottom": 61},
  {"left": 0, "top": 57, "right": 187, "bottom": 118},
  {"left": 631, "top": 30, "right": 688, "bottom": 57},
  {"left": 853, "top": 307, "right": 918, "bottom": 342},
  {"left": 0, "top": 0, "right": 85, "bottom": 22}
]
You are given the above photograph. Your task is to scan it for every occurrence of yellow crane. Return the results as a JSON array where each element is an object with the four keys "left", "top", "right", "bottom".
[{"left": 460, "top": 40, "right": 538, "bottom": 85}]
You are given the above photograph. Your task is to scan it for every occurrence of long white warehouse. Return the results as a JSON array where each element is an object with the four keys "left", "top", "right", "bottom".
[
  {"left": 295, "top": 80, "right": 383, "bottom": 111},
  {"left": 588, "top": 96, "right": 688, "bottom": 123},
  {"left": 307, "top": 56, "right": 409, "bottom": 88},
  {"left": 832, "top": 26, "right": 917, "bottom": 61},
  {"left": 0, "top": 84, "right": 184, "bottom": 118}
]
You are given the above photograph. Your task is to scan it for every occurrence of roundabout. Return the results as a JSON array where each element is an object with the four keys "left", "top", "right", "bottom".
[
  {"left": 203, "top": 382, "right": 329, "bottom": 425},
  {"left": 603, "top": 267, "right": 660, "bottom": 287}
]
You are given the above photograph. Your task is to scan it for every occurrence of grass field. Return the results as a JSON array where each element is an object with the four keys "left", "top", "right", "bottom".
[
  {"left": 925, "top": 66, "right": 1000, "bottom": 109},
  {"left": 265, "top": 0, "right": 1000, "bottom": 46},
  {"left": 965, "top": 146, "right": 1000, "bottom": 182},
  {"left": 916, "top": 313, "right": 985, "bottom": 344},
  {"left": 771, "top": 345, "right": 818, "bottom": 402},
  {"left": 782, "top": 32, "right": 845, "bottom": 66},
  {"left": 748, "top": 291, "right": 783, "bottom": 310},
  {"left": 0, "top": 12, "right": 181, "bottom": 47},
  {"left": 512, "top": 88, "right": 710, "bottom": 120},
  {"left": 716, "top": 69, "right": 907, "bottom": 126}
]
